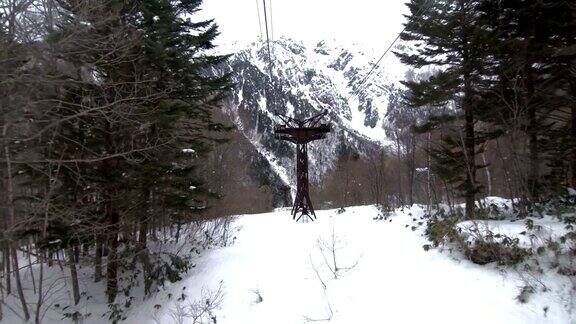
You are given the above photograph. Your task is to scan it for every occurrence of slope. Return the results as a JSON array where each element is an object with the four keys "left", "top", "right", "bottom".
[{"left": 129, "top": 205, "right": 574, "bottom": 324}]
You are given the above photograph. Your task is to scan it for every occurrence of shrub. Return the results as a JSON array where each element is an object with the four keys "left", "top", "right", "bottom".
[
  {"left": 425, "top": 210, "right": 530, "bottom": 266},
  {"left": 466, "top": 239, "right": 530, "bottom": 266},
  {"left": 516, "top": 285, "right": 535, "bottom": 303},
  {"left": 425, "top": 217, "right": 461, "bottom": 247},
  {"left": 474, "top": 203, "right": 506, "bottom": 220},
  {"left": 373, "top": 204, "right": 393, "bottom": 220}
]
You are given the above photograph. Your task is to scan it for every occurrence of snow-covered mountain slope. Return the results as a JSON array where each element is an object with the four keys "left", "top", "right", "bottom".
[
  {"left": 217, "top": 38, "right": 407, "bottom": 188},
  {"left": 126, "top": 205, "right": 574, "bottom": 324}
]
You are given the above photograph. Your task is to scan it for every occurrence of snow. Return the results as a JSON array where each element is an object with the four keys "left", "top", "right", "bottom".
[
  {"left": 305, "top": 40, "right": 400, "bottom": 146},
  {"left": 128, "top": 205, "right": 573, "bottom": 324},
  {"left": 4, "top": 204, "right": 573, "bottom": 323},
  {"left": 237, "top": 38, "right": 402, "bottom": 147},
  {"left": 458, "top": 215, "right": 571, "bottom": 249},
  {"left": 224, "top": 38, "right": 409, "bottom": 184},
  {"left": 226, "top": 87, "right": 293, "bottom": 192},
  {"left": 256, "top": 143, "right": 293, "bottom": 193}
]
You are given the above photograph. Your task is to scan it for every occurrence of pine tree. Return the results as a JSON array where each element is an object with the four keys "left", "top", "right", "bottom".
[
  {"left": 395, "top": 0, "right": 491, "bottom": 218},
  {"left": 39, "top": 0, "right": 230, "bottom": 303},
  {"left": 478, "top": 0, "right": 576, "bottom": 199},
  {"left": 124, "top": 0, "right": 230, "bottom": 295}
]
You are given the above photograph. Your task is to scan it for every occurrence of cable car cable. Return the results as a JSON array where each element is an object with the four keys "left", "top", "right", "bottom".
[
  {"left": 255, "top": 0, "right": 263, "bottom": 39},
  {"left": 346, "top": 0, "right": 435, "bottom": 102},
  {"left": 262, "top": 0, "right": 277, "bottom": 112}
]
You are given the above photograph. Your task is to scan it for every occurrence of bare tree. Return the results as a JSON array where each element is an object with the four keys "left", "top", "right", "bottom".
[{"left": 316, "top": 226, "right": 359, "bottom": 280}]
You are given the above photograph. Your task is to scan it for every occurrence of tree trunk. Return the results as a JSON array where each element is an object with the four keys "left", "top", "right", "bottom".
[
  {"left": 0, "top": 281, "right": 3, "bottom": 321},
  {"left": 55, "top": 250, "right": 64, "bottom": 272},
  {"left": 0, "top": 278, "right": 3, "bottom": 322},
  {"left": 527, "top": 99, "right": 539, "bottom": 201},
  {"left": 394, "top": 133, "right": 404, "bottom": 206},
  {"left": 495, "top": 139, "right": 514, "bottom": 201},
  {"left": 10, "top": 244, "right": 30, "bottom": 321},
  {"left": 138, "top": 191, "right": 151, "bottom": 296},
  {"left": 521, "top": 35, "right": 539, "bottom": 202},
  {"left": 175, "top": 223, "right": 182, "bottom": 243},
  {"left": 459, "top": 0, "right": 477, "bottom": 220},
  {"left": 407, "top": 133, "right": 416, "bottom": 206},
  {"left": 47, "top": 251, "right": 53, "bottom": 267},
  {"left": 2, "top": 131, "right": 11, "bottom": 296},
  {"left": 482, "top": 151, "right": 492, "bottom": 196},
  {"left": 3, "top": 132, "right": 30, "bottom": 320},
  {"left": 4, "top": 244, "right": 10, "bottom": 295},
  {"left": 37, "top": 170, "right": 53, "bottom": 324},
  {"left": 106, "top": 205, "right": 119, "bottom": 303},
  {"left": 66, "top": 248, "right": 80, "bottom": 305},
  {"left": 35, "top": 254, "right": 44, "bottom": 324},
  {"left": 443, "top": 180, "right": 454, "bottom": 213},
  {"left": 571, "top": 96, "right": 576, "bottom": 189},
  {"left": 27, "top": 243, "right": 36, "bottom": 294},
  {"left": 73, "top": 245, "right": 80, "bottom": 264},
  {"left": 463, "top": 92, "right": 477, "bottom": 219},
  {"left": 94, "top": 235, "right": 103, "bottom": 282},
  {"left": 427, "top": 132, "right": 432, "bottom": 212},
  {"left": 138, "top": 218, "right": 148, "bottom": 252}
]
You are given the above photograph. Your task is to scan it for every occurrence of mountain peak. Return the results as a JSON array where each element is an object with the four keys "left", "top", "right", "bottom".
[{"left": 217, "top": 40, "right": 405, "bottom": 189}]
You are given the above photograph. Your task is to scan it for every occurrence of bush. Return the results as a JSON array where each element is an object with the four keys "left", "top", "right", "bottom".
[
  {"left": 466, "top": 239, "right": 530, "bottom": 266},
  {"left": 425, "top": 217, "right": 461, "bottom": 247},
  {"left": 474, "top": 204, "right": 506, "bottom": 220},
  {"left": 373, "top": 204, "right": 393, "bottom": 220},
  {"left": 516, "top": 285, "right": 535, "bottom": 303},
  {"left": 425, "top": 210, "right": 530, "bottom": 266}
]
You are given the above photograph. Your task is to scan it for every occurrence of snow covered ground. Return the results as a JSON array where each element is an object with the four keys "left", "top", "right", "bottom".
[
  {"left": 127, "top": 205, "right": 573, "bottom": 324},
  {"left": 5, "top": 204, "right": 574, "bottom": 323}
]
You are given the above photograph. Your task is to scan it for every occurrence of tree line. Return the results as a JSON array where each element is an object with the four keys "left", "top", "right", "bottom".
[
  {"left": 316, "top": 0, "right": 574, "bottom": 219},
  {"left": 1, "top": 0, "right": 230, "bottom": 321},
  {"left": 388, "top": 0, "right": 574, "bottom": 217}
]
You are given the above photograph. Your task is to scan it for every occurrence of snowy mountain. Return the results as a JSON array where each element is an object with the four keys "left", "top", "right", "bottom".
[{"left": 217, "top": 38, "right": 407, "bottom": 194}]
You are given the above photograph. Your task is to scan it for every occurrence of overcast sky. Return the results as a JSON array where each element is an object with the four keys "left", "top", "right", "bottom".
[{"left": 200, "top": 0, "right": 410, "bottom": 50}]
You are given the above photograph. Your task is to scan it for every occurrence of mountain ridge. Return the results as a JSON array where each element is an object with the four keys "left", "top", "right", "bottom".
[{"left": 216, "top": 38, "right": 408, "bottom": 200}]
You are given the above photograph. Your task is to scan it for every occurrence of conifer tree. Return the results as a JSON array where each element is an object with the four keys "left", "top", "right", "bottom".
[
  {"left": 478, "top": 0, "right": 576, "bottom": 199},
  {"left": 395, "top": 0, "right": 491, "bottom": 218},
  {"left": 32, "top": 0, "right": 230, "bottom": 303}
]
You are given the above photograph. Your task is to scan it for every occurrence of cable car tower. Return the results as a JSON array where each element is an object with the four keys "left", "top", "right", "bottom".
[{"left": 274, "top": 110, "right": 331, "bottom": 221}]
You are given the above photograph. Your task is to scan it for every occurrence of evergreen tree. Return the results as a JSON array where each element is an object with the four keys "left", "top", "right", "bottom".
[
  {"left": 478, "top": 0, "right": 576, "bottom": 199},
  {"left": 36, "top": 0, "right": 229, "bottom": 303},
  {"left": 395, "top": 0, "right": 491, "bottom": 218},
  {"left": 123, "top": 0, "right": 231, "bottom": 296}
]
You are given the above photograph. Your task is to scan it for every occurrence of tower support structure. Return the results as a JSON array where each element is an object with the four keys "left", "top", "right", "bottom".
[{"left": 274, "top": 110, "right": 331, "bottom": 221}]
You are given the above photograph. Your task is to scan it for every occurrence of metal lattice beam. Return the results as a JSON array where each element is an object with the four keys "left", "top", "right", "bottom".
[{"left": 274, "top": 110, "right": 331, "bottom": 221}]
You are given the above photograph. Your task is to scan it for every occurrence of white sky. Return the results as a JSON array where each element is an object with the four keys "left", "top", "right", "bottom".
[{"left": 200, "top": 0, "right": 410, "bottom": 50}]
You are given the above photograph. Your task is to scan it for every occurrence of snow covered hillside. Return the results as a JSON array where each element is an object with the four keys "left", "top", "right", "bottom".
[
  {"left": 4, "top": 204, "right": 574, "bottom": 323},
  {"left": 122, "top": 205, "right": 573, "bottom": 324},
  {"left": 216, "top": 39, "right": 406, "bottom": 188}
]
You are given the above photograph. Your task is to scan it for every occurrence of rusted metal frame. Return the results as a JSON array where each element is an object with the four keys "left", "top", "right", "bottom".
[{"left": 274, "top": 112, "right": 330, "bottom": 222}]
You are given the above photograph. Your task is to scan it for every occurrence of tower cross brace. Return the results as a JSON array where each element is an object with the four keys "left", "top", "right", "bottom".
[{"left": 274, "top": 110, "right": 331, "bottom": 221}]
